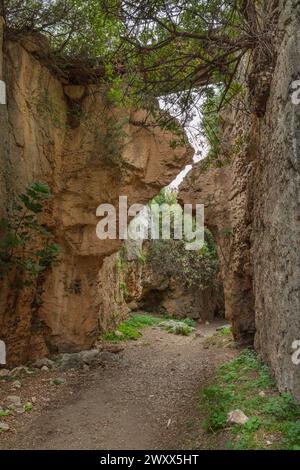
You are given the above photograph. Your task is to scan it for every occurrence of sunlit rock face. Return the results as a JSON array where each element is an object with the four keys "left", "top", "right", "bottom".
[
  {"left": 180, "top": 0, "right": 300, "bottom": 401},
  {"left": 0, "top": 24, "right": 192, "bottom": 365}
]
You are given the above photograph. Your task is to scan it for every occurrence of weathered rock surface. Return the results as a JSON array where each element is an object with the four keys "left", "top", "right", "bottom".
[
  {"left": 179, "top": 153, "right": 255, "bottom": 345},
  {"left": 0, "top": 422, "right": 10, "bottom": 432},
  {"left": 56, "top": 349, "right": 121, "bottom": 370},
  {"left": 180, "top": 0, "right": 300, "bottom": 400},
  {"left": 134, "top": 264, "right": 224, "bottom": 321},
  {"left": 227, "top": 410, "right": 249, "bottom": 426},
  {"left": 252, "top": 1, "right": 300, "bottom": 401},
  {"left": 33, "top": 358, "right": 56, "bottom": 369},
  {"left": 96, "top": 252, "right": 130, "bottom": 335},
  {"left": 11, "top": 380, "right": 21, "bottom": 390},
  {"left": 0, "top": 25, "right": 192, "bottom": 365},
  {"left": 6, "top": 395, "right": 22, "bottom": 408},
  {"left": 8, "top": 366, "right": 33, "bottom": 377},
  {"left": 0, "top": 369, "right": 9, "bottom": 377}
]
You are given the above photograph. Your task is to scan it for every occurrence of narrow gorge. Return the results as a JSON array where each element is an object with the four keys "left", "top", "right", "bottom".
[{"left": 0, "top": 0, "right": 300, "bottom": 453}]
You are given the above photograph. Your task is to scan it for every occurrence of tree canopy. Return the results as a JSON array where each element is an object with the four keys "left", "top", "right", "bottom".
[{"left": 1, "top": 1, "right": 277, "bottom": 154}]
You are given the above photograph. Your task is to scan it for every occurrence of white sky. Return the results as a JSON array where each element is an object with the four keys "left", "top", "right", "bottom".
[{"left": 168, "top": 113, "right": 208, "bottom": 189}]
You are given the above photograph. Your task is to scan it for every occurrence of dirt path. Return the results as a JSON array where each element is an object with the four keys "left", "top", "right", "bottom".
[{"left": 1, "top": 321, "right": 237, "bottom": 450}]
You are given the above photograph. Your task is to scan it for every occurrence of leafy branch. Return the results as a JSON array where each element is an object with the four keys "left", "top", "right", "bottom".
[{"left": 0, "top": 182, "right": 60, "bottom": 286}]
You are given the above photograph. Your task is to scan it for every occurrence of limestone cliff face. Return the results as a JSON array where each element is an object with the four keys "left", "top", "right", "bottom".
[
  {"left": 180, "top": 0, "right": 300, "bottom": 400},
  {"left": 253, "top": 0, "right": 300, "bottom": 400},
  {"left": 0, "top": 26, "right": 192, "bottom": 365}
]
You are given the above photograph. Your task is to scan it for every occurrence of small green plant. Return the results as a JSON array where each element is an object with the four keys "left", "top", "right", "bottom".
[
  {"left": 216, "top": 326, "right": 232, "bottom": 337},
  {"left": 231, "top": 135, "right": 246, "bottom": 157},
  {"left": 137, "top": 250, "right": 146, "bottom": 265},
  {"left": 0, "top": 409, "right": 11, "bottom": 417},
  {"left": 282, "top": 421, "right": 300, "bottom": 450},
  {"left": 102, "top": 313, "right": 163, "bottom": 342},
  {"left": 0, "top": 183, "right": 60, "bottom": 285},
  {"left": 52, "top": 378, "right": 65, "bottom": 386},
  {"left": 116, "top": 247, "right": 127, "bottom": 273},
  {"left": 119, "top": 280, "right": 129, "bottom": 298},
  {"left": 203, "top": 327, "right": 234, "bottom": 349},
  {"left": 159, "top": 319, "right": 195, "bottom": 336},
  {"left": 221, "top": 227, "right": 234, "bottom": 238},
  {"left": 24, "top": 402, "right": 33, "bottom": 413},
  {"left": 181, "top": 318, "right": 196, "bottom": 328},
  {"left": 262, "top": 393, "right": 300, "bottom": 420}
]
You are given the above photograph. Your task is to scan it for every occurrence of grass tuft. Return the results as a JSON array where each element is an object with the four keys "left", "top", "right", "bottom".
[
  {"left": 159, "top": 319, "right": 195, "bottom": 336},
  {"left": 102, "top": 313, "right": 162, "bottom": 342}
]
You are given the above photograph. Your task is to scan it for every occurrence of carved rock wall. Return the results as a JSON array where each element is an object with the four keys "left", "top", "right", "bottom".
[
  {"left": 180, "top": 0, "right": 300, "bottom": 400},
  {"left": 0, "top": 29, "right": 192, "bottom": 364}
]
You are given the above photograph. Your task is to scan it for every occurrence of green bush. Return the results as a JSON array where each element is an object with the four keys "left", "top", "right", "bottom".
[
  {"left": 159, "top": 320, "right": 195, "bottom": 336},
  {"left": 148, "top": 230, "right": 220, "bottom": 291}
]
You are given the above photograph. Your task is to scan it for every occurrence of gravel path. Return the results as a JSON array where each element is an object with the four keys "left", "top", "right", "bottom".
[{"left": 1, "top": 321, "right": 236, "bottom": 450}]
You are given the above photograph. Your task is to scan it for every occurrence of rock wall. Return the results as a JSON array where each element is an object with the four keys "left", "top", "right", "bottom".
[
  {"left": 253, "top": 0, "right": 300, "bottom": 400},
  {"left": 180, "top": 0, "right": 300, "bottom": 400},
  {"left": 0, "top": 27, "right": 192, "bottom": 365},
  {"left": 96, "top": 252, "right": 130, "bottom": 335}
]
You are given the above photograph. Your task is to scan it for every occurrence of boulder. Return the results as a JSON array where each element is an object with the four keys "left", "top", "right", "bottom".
[{"left": 227, "top": 410, "right": 249, "bottom": 426}]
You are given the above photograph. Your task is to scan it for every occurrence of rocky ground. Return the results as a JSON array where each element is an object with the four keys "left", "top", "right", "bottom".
[{"left": 0, "top": 320, "right": 237, "bottom": 450}]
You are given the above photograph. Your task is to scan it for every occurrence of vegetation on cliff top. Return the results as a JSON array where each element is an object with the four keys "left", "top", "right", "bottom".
[{"left": 1, "top": 1, "right": 276, "bottom": 162}]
